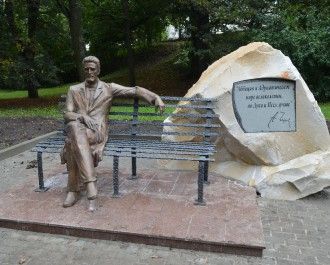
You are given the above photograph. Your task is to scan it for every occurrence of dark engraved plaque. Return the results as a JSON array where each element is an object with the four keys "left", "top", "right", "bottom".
[{"left": 232, "top": 78, "right": 296, "bottom": 133}]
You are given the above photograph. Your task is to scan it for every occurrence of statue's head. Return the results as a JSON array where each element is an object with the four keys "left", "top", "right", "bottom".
[{"left": 83, "top": 56, "right": 100, "bottom": 84}]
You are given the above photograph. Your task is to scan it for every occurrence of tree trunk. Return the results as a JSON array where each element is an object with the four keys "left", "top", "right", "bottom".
[
  {"left": 145, "top": 24, "right": 152, "bottom": 49},
  {"left": 25, "top": 0, "right": 40, "bottom": 98},
  {"left": 189, "top": 7, "right": 210, "bottom": 78},
  {"left": 123, "top": 0, "right": 136, "bottom": 86},
  {"left": 4, "top": 0, "right": 18, "bottom": 39},
  {"left": 178, "top": 27, "right": 182, "bottom": 40},
  {"left": 68, "top": 0, "right": 86, "bottom": 81},
  {"left": 5, "top": 0, "right": 40, "bottom": 98}
]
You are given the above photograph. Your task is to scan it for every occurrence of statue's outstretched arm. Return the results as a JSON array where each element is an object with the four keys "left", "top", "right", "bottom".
[{"left": 110, "top": 83, "right": 165, "bottom": 113}]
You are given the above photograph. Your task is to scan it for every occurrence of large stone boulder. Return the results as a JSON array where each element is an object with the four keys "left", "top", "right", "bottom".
[{"left": 163, "top": 42, "right": 330, "bottom": 200}]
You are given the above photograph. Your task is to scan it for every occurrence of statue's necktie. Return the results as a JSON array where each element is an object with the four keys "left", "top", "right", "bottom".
[{"left": 87, "top": 88, "right": 96, "bottom": 108}]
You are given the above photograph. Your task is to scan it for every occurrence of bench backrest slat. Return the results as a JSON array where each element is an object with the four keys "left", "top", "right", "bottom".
[
  {"left": 112, "top": 103, "right": 216, "bottom": 110},
  {"left": 109, "top": 97, "right": 219, "bottom": 142},
  {"left": 109, "top": 112, "right": 218, "bottom": 119},
  {"left": 109, "top": 120, "right": 220, "bottom": 128}
]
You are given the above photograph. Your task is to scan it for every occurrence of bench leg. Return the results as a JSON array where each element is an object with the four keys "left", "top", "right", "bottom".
[
  {"left": 34, "top": 151, "right": 49, "bottom": 192},
  {"left": 194, "top": 160, "right": 206, "bottom": 206},
  {"left": 112, "top": 155, "right": 121, "bottom": 198},
  {"left": 203, "top": 160, "right": 210, "bottom": 184},
  {"left": 128, "top": 149, "right": 138, "bottom": 180}
]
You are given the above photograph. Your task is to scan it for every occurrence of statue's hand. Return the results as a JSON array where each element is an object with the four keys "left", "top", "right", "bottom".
[
  {"left": 155, "top": 96, "right": 165, "bottom": 114},
  {"left": 92, "top": 149, "right": 103, "bottom": 167},
  {"left": 79, "top": 115, "right": 99, "bottom": 131},
  {"left": 95, "top": 130, "right": 104, "bottom": 143}
]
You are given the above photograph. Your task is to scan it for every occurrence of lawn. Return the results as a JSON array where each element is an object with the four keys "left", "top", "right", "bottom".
[
  {"left": 0, "top": 85, "right": 69, "bottom": 99},
  {"left": 0, "top": 105, "right": 61, "bottom": 118},
  {"left": 320, "top": 103, "right": 330, "bottom": 120},
  {"left": 0, "top": 102, "right": 172, "bottom": 121},
  {"left": 1, "top": 97, "right": 328, "bottom": 122},
  {"left": 0, "top": 83, "right": 329, "bottom": 121}
]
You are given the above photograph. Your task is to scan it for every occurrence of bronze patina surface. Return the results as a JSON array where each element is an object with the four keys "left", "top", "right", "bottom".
[{"left": 61, "top": 56, "right": 164, "bottom": 210}]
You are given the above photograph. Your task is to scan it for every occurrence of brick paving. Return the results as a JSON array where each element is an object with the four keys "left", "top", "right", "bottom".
[
  {"left": 259, "top": 192, "right": 330, "bottom": 265},
  {"left": 0, "top": 151, "right": 329, "bottom": 264}
]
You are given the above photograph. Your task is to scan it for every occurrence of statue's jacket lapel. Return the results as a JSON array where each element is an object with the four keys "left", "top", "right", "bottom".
[
  {"left": 89, "top": 81, "right": 111, "bottom": 114},
  {"left": 71, "top": 83, "right": 88, "bottom": 114}
]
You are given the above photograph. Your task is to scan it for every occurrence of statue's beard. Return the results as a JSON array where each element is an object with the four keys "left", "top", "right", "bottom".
[{"left": 86, "top": 76, "right": 97, "bottom": 84}]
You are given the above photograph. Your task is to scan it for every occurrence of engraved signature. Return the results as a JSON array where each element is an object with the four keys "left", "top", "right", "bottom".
[{"left": 267, "top": 111, "right": 291, "bottom": 129}]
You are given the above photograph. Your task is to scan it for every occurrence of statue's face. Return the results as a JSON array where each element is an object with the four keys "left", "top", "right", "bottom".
[{"left": 84, "top": 62, "right": 99, "bottom": 84}]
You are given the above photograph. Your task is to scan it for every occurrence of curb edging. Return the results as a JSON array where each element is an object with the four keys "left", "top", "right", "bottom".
[{"left": 0, "top": 131, "right": 59, "bottom": 161}]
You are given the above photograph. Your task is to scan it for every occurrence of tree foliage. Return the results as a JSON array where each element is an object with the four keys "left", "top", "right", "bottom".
[
  {"left": 169, "top": 0, "right": 273, "bottom": 77},
  {"left": 0, "top": 0, "right": 75, "bottom": 95},
  {"left": 0, "top": 0, "right": 329, "bottom": 101},
  {"left": 254, "top": 0, "right": 330, "bottom": 101},
  {"left": 83, "top": 0, "right": 169, "bottom": 73}
]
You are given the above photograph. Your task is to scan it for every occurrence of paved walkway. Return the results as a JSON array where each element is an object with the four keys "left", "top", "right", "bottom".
[{"left": 0, "top": 152, "right": 329, "bottom": 265}]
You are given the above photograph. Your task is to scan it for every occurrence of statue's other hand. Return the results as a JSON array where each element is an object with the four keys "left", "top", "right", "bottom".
[
  {"left": 80, "top": 115, "right": 98, "bottom": 131},
  {"left": 92, "top": 149, "right": 103, "bottom": 167},
  {"left": 95, "top": 130, "right": 104, "bottom": 143},
  {"left": 155, "top": 97, "right": 165, "bottom": 114}
]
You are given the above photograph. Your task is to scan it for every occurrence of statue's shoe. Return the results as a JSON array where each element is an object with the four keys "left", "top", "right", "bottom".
[
  {"left": 86, "top": 182, "right": 97, "bottom": 200},
  {"left": 63, "top": 192, "right": 79, "bottom": 208},
  {"left": 88, "top": 199, "right": 97, "bottom": 212}
]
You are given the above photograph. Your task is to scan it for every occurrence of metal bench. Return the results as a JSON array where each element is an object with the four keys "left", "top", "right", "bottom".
[{"left": 32, "top": 96, "right": 220, "bottom": 205}]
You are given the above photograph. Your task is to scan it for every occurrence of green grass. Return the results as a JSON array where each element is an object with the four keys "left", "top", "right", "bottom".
[
  {"left": 0, "top": 84, "right": 69, "bottom": 99},
  {"left": 320, "top": 103, "right": 330, "bottom": 120},
  {"left": 110, "top": 106, "right": 174, "bottom": 121},
  {"left": 0, "top": 105, "right": 171, "bottom": 122},
  {"left": 0, "top": 93, "right": 329, "bottom": 121},
  {"left": 0, "top": 106, "right": 61, "bottom": 118}
]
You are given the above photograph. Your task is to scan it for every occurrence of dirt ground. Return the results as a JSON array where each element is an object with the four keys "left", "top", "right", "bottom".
[
  {"left": 0, "top": 117, "right": 329, "bottom": 150},
  {"left": 0, "top": 117, "right": 61, "bottom": 150}
]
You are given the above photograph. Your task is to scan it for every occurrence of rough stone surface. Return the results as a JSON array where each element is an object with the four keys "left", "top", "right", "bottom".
[
  {"left": 0, "top": 152, "right": 264, "bottom": 256},
  {"left": 1, "top": 187, "right": 329, "bottom": 265},
  {"left": 1, "top": 151, "right": 330, "bottom": 265},
  {"left": 163, "top": 42, "right": 330, "bottom": 200}
]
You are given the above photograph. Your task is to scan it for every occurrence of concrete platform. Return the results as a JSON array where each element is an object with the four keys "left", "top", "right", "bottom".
[{"left": 0, "top": 156, "right": 265, "bottom": 256}]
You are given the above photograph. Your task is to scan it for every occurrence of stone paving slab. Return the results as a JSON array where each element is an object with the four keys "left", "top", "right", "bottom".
[
  {"left": 0, "top": 156, "right": 264, "bottom": 256},
  {"left": 1, "top": 152, "right": 330, "bottom": 264}
]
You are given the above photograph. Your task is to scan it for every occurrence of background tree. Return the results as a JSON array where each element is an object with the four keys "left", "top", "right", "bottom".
[
  {"left": 1, "top": 0, "right": 74, "bottom": 96},
  {"left": 122, "top": 0, "right": 135, "bottom": 86},
  {"left": 0, "top": 0, "right": 328, "bottom": 102},
  {"left": 56, "top": 0, "right": 86, "bottom": 81},
  {"left": 170, "top": 0, "right": 272, "bottom": 78},
  {"left": 84, "top": 0, "right": 169, "bottom": 74},
  {"left": 4, "top": 0, "right": 41, "bottom": 98},
  {"left": 254, "top": 0, "right": 330, "bottom": 101}
]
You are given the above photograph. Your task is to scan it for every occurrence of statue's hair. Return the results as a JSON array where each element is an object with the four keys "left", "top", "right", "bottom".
[{"left": 83, "top": 56, "right": 100, "bottom": 71}]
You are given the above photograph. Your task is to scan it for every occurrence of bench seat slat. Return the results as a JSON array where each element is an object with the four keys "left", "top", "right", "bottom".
[
  {"left": 103, "top": 148, "right": 214, "bottom": 156},
  {"left": 32, "top": 147, "right": 214, "bottom": 161},
  {"left": 106, "top": 143, "right": 215, "bottom": 151},
  {"left": 35, "top": 136, "right": 216, "bottom": 146},
  {"left": 34, "top": 143, "right": 215, "bottom": 153},
  {"left": 33, "top": 137, "right": 216, "bottom": 152},
  {"left": 109, "top": 120, "right": 221, "bottom": 128},
  {"left": 103, "top": 152, "right": 214, "bottom": 161},
  {"left": 110, "top": 132, "right": 218, "bottom": 137}
]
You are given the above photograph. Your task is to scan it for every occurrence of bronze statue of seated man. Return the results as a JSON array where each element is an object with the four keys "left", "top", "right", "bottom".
[{"left": 60, "top": 56, "right": 164, "bottom": 211}]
